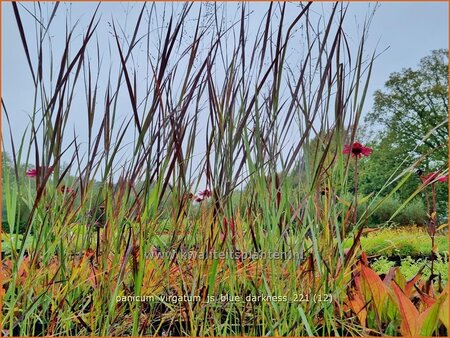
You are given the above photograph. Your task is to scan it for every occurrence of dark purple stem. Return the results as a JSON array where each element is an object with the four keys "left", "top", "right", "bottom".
[
  {"left": 430, "top": 183, "right": 437, "bottom": 277},
  {"left": 354, "top": 157, "right": 359, "bottom": 225}
]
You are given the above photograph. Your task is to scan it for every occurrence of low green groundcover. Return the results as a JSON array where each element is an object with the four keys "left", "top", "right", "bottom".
[
  {"left": 371, "top": 254, "right": 448, "bottom": 282},
  {"left": 344, "top": 226, "right": 448, "bottom": 257}
]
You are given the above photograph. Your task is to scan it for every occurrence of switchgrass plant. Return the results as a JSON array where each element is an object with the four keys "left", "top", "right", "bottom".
[{"left": 1, "top": 2, "right": 447, "bottom": 336}]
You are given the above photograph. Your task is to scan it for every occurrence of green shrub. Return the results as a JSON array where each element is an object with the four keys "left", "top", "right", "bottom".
[
  {"left": 369, "top": 196, "right": 427, "bottom": 226},
  {"left": 397, "top": 199, "right": 427, "bottom": 226},
  {"left": 370, "top": 195, "right": 400, "bottom": 225}
]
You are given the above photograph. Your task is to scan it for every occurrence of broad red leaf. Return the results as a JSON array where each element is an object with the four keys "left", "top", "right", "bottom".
[
  {"left": 347, "top": 289, "right": 368, "bottom": 326},
  {"left": 383, "top": 266, "right": 397, "bottom": 286},
  {"left": 404, "top": 265, "right": 425, "bottom": 297},
  {"left": 360, "top": 263, "right": 391, "bottom": 320},
  {"left": 392, "top": 282, "right": 420, "bottom": 336}
]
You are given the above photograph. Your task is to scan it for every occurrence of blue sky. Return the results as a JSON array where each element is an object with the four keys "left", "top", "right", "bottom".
[{"left": 1, "top": 2, "right": 448, "bottom": 182}]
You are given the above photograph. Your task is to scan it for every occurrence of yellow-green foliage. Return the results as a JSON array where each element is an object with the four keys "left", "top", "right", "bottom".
[{"left": 344, "top": 226, "right": 448, "bottom": 257}]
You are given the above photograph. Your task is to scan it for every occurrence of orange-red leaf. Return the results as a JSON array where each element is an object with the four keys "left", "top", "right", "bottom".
[
  {"left": 404, "top": 266, "right": 424, "bottom": 297},
  {"left": 347, "top": 290, "right": 368, "bottom": 326},
  {"left": 360, "top": 263, "right": 391, "bottom": 320},
  {"left": 392, "top": 282, "right": 420, "bottom": 336},
  {"left": 383, "top": 266, "right": 397, "bottom": 286}
]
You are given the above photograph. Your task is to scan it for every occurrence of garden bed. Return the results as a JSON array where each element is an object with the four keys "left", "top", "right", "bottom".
[{"left": 344, "top": 226, "right": 448, "bottom": 258}]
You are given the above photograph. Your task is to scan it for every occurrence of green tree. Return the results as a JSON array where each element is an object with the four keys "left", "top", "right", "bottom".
[
  {"left": 362, "top": 49, "right": 448, "bottom": 218},
  {"left": 366, "top": 49, "right": 448, "bottom": 168}
]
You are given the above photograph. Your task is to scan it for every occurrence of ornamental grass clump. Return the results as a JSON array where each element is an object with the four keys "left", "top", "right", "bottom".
[{"left": 1, "top": 2, "right": 447, "bottom": 336}]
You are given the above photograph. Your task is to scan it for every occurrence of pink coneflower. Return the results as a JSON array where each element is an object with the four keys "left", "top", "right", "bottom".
[
  {"left": 193, "top": 189, "right": 212, "bottom": 203},
  {"left": 343, "top": 142, "right": 372, "bottom": 225},
  {"left": 25, "top": 166, "right": 54, "bottom": 178},
  {"left": 26, "top": 168, "right": 38, "bottom": 178},
  {"left": 420, "top": 171, "right": 448, "bottom": 184},
  {"left": 343, "top": 142, "right": 372, "bottom": 158},
  {"left": 198, "top": 189, "right": 212, "bottom": 198},
  {"left": 437, "top": 175, "right": 448, "bottom": 183}
]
